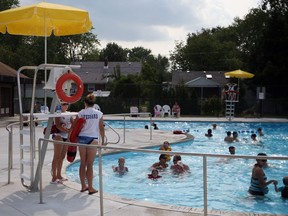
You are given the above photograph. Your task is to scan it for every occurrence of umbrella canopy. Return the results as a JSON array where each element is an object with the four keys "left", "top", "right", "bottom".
[
  {"left": 224, "top": 69, "right": 254, "bottom": 79},
  {"left": 0, "top": 2, "right": 92, "bottom": 36}
]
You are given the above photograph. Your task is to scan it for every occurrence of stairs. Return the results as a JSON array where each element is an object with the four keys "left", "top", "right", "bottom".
[{"left": 225, "top": 100, "right": 235, "bottom": 121}]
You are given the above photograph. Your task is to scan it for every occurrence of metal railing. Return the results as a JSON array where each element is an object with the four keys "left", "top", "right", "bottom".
[
  {"left": 5, "top": 118, "right": 121, "bottom": 186},
  {"left": 37, "top": 138, "right": 288, "bottom": 216},
  {"left": 104, "top": 112, "right": 153, "bottom": 142}
]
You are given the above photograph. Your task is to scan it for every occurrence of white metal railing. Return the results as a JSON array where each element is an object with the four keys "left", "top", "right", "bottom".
[
  {"left": 5, "top": 118, "right": 120, "bottom": 186},
  {"left": 37, "top": 138, "right": 288, "bottom": 216},
  {"left": 104, "top": 113, "right": 154, "bottom": 142}
]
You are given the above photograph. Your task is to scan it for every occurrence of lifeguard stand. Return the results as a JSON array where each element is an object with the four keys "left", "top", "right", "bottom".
[
  {"left": 224, "top": 83, "right": 239, "bottom": 120},
  {"left": 17, "top": 64, "right": 80, "bottom": 191}
]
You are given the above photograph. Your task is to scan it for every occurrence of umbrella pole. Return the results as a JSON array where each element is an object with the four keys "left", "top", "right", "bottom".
[
  {"left": 44, "top": 37, "right": 47, "bottom": 110},
  {"left": 44, "top": 6, "right": 47, "bottom": 110}
]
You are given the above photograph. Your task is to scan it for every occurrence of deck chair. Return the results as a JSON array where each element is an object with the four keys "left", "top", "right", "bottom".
[
  {"left": 130, "top": 106, "right": 139, "bottom": 117},
  {"left": 161, "top": 105, "right": 171, "bottom": 117},
  {"left": 153, "top": 105, "right": 162, "bottom": 117},
  {"left": 93, "top": 104, "right": 101, "bottom": 111}
]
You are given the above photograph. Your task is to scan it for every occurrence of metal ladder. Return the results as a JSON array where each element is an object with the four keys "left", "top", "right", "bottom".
[{"left": 225, "top": 100, "right": 235, "bottom": 121}]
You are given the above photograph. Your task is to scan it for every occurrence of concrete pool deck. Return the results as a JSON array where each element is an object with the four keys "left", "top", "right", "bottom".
[{"left": 1, "top": 115, "right": 288, "bottom": 216}]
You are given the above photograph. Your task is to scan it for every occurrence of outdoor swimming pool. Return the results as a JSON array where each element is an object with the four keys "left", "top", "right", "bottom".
[{"left": 66, "top": 121, "right": 288, "bottom": 215}]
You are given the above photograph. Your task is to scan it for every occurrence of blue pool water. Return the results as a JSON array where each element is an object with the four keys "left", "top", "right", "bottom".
[{"left": 66, "top": 121, "right": 288, "bottom": 215}]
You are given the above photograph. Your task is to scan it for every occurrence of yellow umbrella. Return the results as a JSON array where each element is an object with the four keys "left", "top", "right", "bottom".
[
  {"left": 225, "top": 69, "right": 254, "bottom": 79},
  {"left": 0, "top": 2, "right": 92, "bottom": 36},
  {"left": 0, "top": 2, "right": 92, "bottom": 109}
]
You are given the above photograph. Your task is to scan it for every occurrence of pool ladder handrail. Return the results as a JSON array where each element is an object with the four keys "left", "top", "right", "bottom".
[{"left": 104, "top": 122, "right": 120, "bottom": 145}]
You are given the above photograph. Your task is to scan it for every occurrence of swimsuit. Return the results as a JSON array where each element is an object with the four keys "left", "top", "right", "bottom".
[
  {"left": 78, "top": 136, "right": 97, "bottom": 144},
  {"left": 248, "top": 176, "right": 268, "bottom": 196}
]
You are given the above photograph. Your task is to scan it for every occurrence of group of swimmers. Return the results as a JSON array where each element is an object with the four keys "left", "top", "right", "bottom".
[
  {"left": 205, "top": 124, "right": 264, "bottom": 144},
  {"left": 111, "top": 129, "right": 288, "bottom": 199},
  {"left": 112, "top": 141, "right": 190, "bottom": 179}
]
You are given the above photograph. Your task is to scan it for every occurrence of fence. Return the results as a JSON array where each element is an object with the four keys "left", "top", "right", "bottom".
[{"left": 36, "top": 138, "right": 288, "bottom": 216}]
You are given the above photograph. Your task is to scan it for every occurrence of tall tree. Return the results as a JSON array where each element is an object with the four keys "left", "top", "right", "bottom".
[
  {"left": 170, "top": 27, "right": 243, "bottom": 71},
  {"left": 99, "top": 42, "right": 126, "bottom": 62}
]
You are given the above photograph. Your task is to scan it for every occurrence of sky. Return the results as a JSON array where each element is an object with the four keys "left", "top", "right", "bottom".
[{"left": 19, "top": 0, "right": 260, "bottom": 57}]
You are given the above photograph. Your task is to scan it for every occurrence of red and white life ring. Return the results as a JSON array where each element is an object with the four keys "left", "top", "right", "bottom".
[{"left": 56, "top": 72, "right": 84, "bottom": 103}]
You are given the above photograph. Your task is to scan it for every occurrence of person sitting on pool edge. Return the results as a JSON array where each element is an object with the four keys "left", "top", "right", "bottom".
[
  {"left": 148, "top": 169, "right": 162, "bottom": 179},
  {"left": 112, "top": 157, "right": 128, "bottom": 175},
  {"left": 248, "top": 153, "right": 278, "bottom": 196},
  {"left": 151, "top": 154, "right": 168, "bottom": 170},
  {"left": 274, "top": 176, "right": 288, "bottom": 198},
  {"left": 171, "top": 154, "right": 190, "bottom": 174}
]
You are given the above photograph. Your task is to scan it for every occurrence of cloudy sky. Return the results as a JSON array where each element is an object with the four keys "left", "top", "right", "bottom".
[{"left": 19, "top": 0, "right": 260, "bottom": 56}]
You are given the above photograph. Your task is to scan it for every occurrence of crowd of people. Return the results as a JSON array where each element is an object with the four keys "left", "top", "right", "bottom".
[{"left": 111, "top": 140, "right": 190, "bottom": 180}]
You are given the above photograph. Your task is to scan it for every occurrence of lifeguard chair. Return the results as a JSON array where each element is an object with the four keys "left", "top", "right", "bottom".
[
  {"left": 224, "top": 83, "right": 239, "bottom": 120},
  {"left": 16, "top": 64, "right": 81, "bottom": 191}
]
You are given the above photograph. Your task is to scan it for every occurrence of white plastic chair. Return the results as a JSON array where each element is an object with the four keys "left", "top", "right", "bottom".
[
  {"left": 161, "top": 105, "right": 171, "bottom": 117},
  {"left": 93, "top": 104, "right": 101, "bottom": 111},
  {"left": 130, "top": 106, "right": 139, "bottom": 117},
  {"left": 153, "top": 105, "right": 162, "bottom": 117}
]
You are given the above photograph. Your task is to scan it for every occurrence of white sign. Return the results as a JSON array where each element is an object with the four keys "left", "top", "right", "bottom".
[{"left": 259, "top": 92, "right": 265, "bottom": 100}]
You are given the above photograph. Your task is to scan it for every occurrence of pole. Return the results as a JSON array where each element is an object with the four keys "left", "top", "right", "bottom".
[{"left": 44, "top": 2, "right": 47, "bottom": 110}]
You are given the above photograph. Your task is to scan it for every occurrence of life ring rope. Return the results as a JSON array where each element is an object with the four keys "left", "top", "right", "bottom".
[{"left": 55, "top": 72, "right": 84, "bottom": 103}]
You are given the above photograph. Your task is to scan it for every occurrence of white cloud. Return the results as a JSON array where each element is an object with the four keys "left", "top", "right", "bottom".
[{"left": 18, "top": 0, "right": 260, "bottom": 57}]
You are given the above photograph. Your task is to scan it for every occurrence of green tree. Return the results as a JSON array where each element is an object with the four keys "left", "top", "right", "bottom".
[
  {"left": 0, "top": 0, "right": 19, "bottom": 11},
  {"left": 99, "top": 42, "right": 126, "bottom": 62},
  {"left": 170, "top": 27, "right": 243, "bottom": 71}
]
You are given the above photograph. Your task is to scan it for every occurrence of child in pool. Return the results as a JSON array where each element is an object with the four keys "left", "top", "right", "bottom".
[
  {"left": 112, "top": 157, "right": 128, "bottom": 175},
  {"left": 159, "top": 141, "right": 172, "bottom": 161},
  {"left": 205, "top": 129, "right": 213, "bottom": 137},
  {"left": 148, "top": 169, "right": 162, "bottom": 179},
  {"left": 274, "top": 176, "right": 288, "bottom": 198}
]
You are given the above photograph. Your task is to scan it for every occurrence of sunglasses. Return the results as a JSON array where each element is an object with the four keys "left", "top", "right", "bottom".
[{"left": 62, "top": 103, "right": 69, "bottom": 106}]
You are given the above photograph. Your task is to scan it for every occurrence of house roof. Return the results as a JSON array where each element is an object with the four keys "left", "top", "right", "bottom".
[
  {"left": 172, "top": 70, "right": 229, "bottom": 87},
  {"left": 185, "top": 77, "right": 220, "bottom": 87},
  {"left": 71, "top": 61, "right": 142, "bottom": 84},
  {"left": 0, "top": 62, "right": 29, "bottom": 78}
]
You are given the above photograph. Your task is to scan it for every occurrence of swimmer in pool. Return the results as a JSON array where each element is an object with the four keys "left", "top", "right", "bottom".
[
  {"left": 205, "top": 129, "right": 213, "bottom": 137},
  {"left": 159, "top": 141, "right": 172, "bottom": 161},
  {"left": 232, "top": 131, "right": 239, "bottom": 142},
  {"left": 148, "top": 169, "right": 162, "bottom": 179},
  {"left": 112, "top": 157, "right": 128, "bottom": 175},
  {"left": 274, "top": 176, "right": 288, "bottom": 198},
  {"left": 257, "top": 128, "right": 264, "bottom": 137},
  {"left": 248, "top": 153, "right": 277, "bottom": 196},
  {"left": 171, "top": 154, "right": 189, "bottom": 174},
  {"left": 224, "top": 131, "right": 233, "bottom": 143},
  {"left": 151, "top": 154, "right": 168, "bottom": 170}
]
